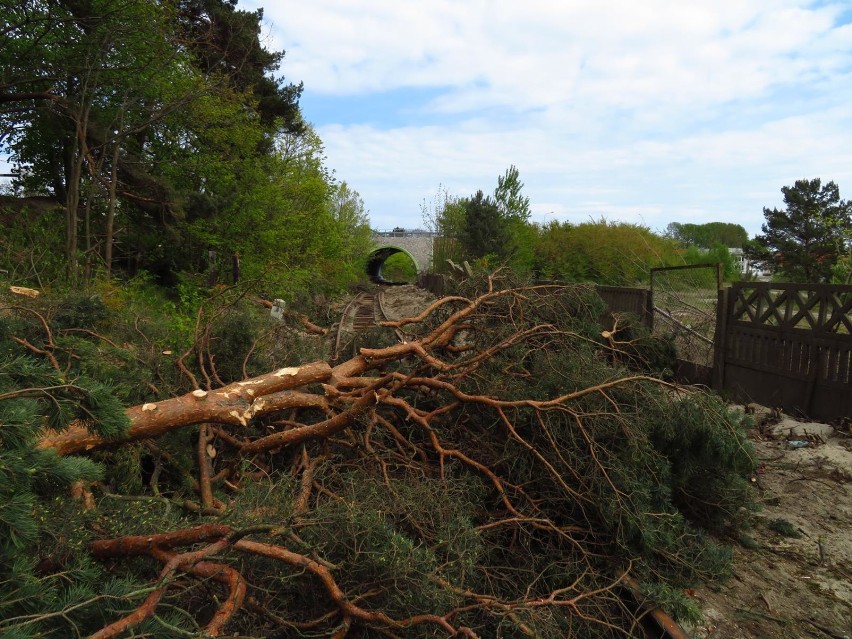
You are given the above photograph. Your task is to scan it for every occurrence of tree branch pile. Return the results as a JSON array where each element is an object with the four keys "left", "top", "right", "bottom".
[{"left": 8, "top": 278, "right": 756, "bottom": 637}]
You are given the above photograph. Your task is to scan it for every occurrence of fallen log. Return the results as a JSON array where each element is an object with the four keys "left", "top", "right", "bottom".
[{"left": 39, "top": 361, "right": 334, "bottom": 456}]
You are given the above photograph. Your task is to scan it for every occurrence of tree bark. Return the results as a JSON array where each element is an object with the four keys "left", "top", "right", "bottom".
[{"left": 39, "top": 361, "right": 334, "bottom": 456}]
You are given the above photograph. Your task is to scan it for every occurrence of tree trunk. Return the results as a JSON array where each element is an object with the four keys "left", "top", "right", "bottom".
[
  {"left": 39, "top": 361, "right": 335, "bottom": 456},
  {"left": 105, "top": 140, "right": 120, "bottom": 277}
]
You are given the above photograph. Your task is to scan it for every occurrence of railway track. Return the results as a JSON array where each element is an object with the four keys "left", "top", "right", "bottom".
[{"left": 332, "top": 290, "right": 386, "bottom": 361}]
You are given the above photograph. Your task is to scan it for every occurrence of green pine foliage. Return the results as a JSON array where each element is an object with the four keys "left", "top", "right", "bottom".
[
  {"left": 752, "top": 178, "right": 852, "bottom": 283},
  {"left": 0, "top": 355, "right": 137, "bottom": 637}
]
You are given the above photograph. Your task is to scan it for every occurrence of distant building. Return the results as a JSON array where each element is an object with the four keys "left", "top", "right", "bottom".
[{"left": 729, "top": 248, "right": 772, "bottom": 280}]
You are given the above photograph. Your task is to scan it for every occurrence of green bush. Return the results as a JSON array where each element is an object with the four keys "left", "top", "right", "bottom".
[
  {"left": 381, "top": 251, "right": 418, "bottom": 282},
  {"left": 52, "top": 293, "right": 111, "bottom": 330}
]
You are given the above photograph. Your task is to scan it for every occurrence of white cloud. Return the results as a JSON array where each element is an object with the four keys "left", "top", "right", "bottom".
[
  {"left": 257, "top": 0, "right": 847, "bottom": 106},
  {"left": 242, "top": 0, "right": 852, "bottom": 236}
]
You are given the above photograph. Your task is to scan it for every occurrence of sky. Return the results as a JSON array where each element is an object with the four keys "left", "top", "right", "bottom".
[{"left": 240, "top": 0, "right": 852, "bottom": 236}]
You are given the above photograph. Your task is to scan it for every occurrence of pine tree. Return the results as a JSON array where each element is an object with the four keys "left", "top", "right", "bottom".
[
  {"left": 752, "top": 179, "right": 852, "bottom": 282},
  {"left": 461, "top": 190, "right": 509, "bottom": 260}
]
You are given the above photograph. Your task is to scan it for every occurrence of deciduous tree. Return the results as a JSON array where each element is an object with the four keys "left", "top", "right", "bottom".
[{"left": 665, "top": 222, "right": 748, "bottom": 248}]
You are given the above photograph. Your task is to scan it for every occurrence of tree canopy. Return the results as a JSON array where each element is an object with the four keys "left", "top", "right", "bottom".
[
  {"left": 665, "top": 222, "right": 748, "bottom": 249},
  {"left": 422, "top": 167, "right": 536, "bottom": 271},
  {"left": 749, "top": 178, "right": 852, "bottom": 282},
  {"left": 533, "top": 219, "right": 681, "bottom": 285},
  {"left": 1, "top": 0, "right": 367, "bottom": 294}
]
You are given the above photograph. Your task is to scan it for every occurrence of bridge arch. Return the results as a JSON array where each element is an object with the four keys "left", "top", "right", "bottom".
[
  {"left": 370, "top": 231, "right": 435, "bottom": 278},
  {"left": 366, "top": 246, "right": 420, "bottom": 281}
]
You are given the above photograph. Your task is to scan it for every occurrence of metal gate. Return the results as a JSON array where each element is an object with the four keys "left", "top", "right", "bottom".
[{"left": 651, "top": 264, "right": 722, "bottom": 380}]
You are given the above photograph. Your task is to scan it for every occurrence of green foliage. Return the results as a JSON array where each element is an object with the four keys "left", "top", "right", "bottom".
[
  {"left": 174, "top": 0, "right": 303, "bottom": 130},
  {"left": 461, "top": 189, "right": 509, "bottom": 260},
  {"left": 0, "top": 271, "right": 761, "bottom": 636},
  {"left": 52, "top": 293, "right": 111, "bottom": 330},
  {"left": 494, "top": 164, "right": 531, "bottom": 224},
  {"left": 666, "top": 222, "right": 748, "bottom": 248},
  {"left": 296, "top": 467, "right": 480, "bottom": 622},
  {"left": 423, "top": 169, "right": 536, "bottom": 273},
  {"left": 750, "top": 178, "right": 852, "bottom": 282},
  {"left": 681, "top": 243, "right": 740, "bottom": 281},
  {"left": 831, "top": 252, "right": 852, "bottom": 284},
  {"left": 0, "top": 350, "right": 138, "bottom": 637},
  {"left": 644, "top": 395, "right": 756, "bottom": 532},
  {"left": 421, "top": 183, "right": 467, "bottom": 241},
  {"left": 611, "top": 312, "right": 679, "bottom": 374},
  {"left": 640, "top": 581, "right": 704, "bottom": 625},
  {"left": 533, "top": 219, "right": 681, "bottom": 284},
  {"left": 428, "top": 276, "right": 754, "bottom": 556},
  {"left": 207, "top": 304, "right": 279, "bottom": 383},
  {"left": 0, "top": 200, "right": 67, "bottom": 286},
  {"left": 1, "top": 0, "right": 370, "bottom": 297},
  {"left": 381, "top": 251, "right": 418, "bottom": 282}
]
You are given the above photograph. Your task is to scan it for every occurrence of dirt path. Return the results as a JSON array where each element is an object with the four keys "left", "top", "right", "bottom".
[{"left": 378, "top": 283, "right": 437, "bottom": 322}]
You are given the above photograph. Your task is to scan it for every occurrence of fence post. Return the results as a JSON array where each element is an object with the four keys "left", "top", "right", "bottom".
[
  {"left": 646, "top": 288, "right": 654, "bottom": 332},
  {"left": 712, "top": 287, "right": 729, "bottom": 391}
]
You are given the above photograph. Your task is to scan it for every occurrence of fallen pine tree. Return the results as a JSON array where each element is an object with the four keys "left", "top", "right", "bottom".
[{"left": 1, "top": 276, "right": 756, "bottom": 638}]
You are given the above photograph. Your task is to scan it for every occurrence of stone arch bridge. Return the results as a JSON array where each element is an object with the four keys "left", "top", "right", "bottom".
[{"left": 368, "top": 230, "right": 436, "bottom": 279}]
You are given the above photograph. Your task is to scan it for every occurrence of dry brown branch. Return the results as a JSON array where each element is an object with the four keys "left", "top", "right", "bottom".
[
  {"left": 7, "top": 307, "right": 62, "bottom": 370},
  {"left": 293, "top": 445, "right": 319, "bottom": 516},
  {"left": 89, "top": 535, "right": 235, "bottom": 639},
  {"left": 197, "top": 424, "right": 215, "bottom": 510},
  {"left": 90, "top": 525, "right": 479, "bottom": 637}
]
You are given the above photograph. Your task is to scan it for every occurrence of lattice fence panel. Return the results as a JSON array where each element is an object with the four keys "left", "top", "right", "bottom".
[
  {"left": 719, "top": 283, "right": 852, "bottom": 419},
  {"left": 731, "top": 283, "right": 852, "bottom": 335}
]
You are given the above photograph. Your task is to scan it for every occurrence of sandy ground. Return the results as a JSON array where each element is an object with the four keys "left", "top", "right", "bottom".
[
  {"left": 687, "top": 409, "right": 852, "bottom": 639},
  {"left": 378, "top": 283, "right": 438, "bottom": 322}
]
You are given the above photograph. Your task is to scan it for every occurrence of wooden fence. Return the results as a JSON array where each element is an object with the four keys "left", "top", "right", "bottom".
[
  {"left": 417, "top": 276, "right": 852, "bottom": 420},
  {"left": 594, "top": 285, "right": 653, "bottom": 330},
  {"left": 713, "top": 282, "right": 852, "bottom": 421},
  {"left": 417, "top": 276, "right": 654, "bottom": 329},
  {"left": 417, "top": 273, "right": 449, "bottom": 296}
]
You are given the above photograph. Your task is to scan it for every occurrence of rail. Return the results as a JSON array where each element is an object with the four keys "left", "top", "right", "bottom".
[{"left": 332, "top": 291, "right": 386, "bottom": 362}]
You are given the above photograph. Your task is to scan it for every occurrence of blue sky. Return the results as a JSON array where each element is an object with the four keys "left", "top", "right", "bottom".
[{"left": 243, "top": 0, "right": 852, "bottom": 236}]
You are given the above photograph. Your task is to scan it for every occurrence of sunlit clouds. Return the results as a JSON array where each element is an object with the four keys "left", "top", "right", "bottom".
[{"left": 244, "top": 0, "right": 852, "bottom": 233}]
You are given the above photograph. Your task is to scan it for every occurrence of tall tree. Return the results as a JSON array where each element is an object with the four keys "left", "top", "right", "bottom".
[
  {"left": 174, "top": 0, "right": 302, "bottom": 132},
  {"left": 751, "top": 179, "right": 851, "bottom": 282},
  {"left": 493, "top": 165, "right": 535, "bottom": 273},
  {"left": 461, "top": 190, "right": 508, "bottom": 260},
  {"left": 1, "top": 0, "right": 307, "bottom": 284},
  {"left": 494, "top": 164, "right": 530, "bottom": 223},
  {"left": 2, "top": 1, "right": 202, "bottom": 279}
]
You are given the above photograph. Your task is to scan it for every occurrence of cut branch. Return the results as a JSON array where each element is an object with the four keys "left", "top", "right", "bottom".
[{"left": 39, "top": 361, "right": 333, "bottom": 455}]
